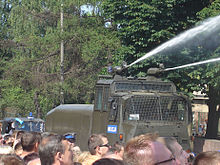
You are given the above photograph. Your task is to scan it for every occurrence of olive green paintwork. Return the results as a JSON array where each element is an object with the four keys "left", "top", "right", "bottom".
[
  {"left": 46, "top": 70, "right": 192, "bottom": 151},
  {"left": 46, "top": 104, "right": 94, "bottom": 150}
]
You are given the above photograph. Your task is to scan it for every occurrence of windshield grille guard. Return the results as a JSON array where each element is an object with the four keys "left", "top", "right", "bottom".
[{"left": 124, "top": 95, "right": 186, "bottom": 121}]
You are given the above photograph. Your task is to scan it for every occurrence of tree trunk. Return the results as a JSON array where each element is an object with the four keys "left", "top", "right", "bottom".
[
  {"left": 206, "top": 103, "right": 218, "bottom": 138},
  {"left": 34, "top": 91, "right": 42, "bottom": 118},
  {"left": 205, "top": 86, "right": 219, "bottom": 138}
]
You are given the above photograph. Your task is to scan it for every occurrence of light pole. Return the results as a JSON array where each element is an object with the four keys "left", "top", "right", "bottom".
[{"left": 60, "top": 3, "right": 64, "bottom": 104}]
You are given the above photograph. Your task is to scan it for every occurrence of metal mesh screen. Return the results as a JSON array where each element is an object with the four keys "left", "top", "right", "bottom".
[{"left": 124, "top": 95, "right": 186, "bottom": 121}]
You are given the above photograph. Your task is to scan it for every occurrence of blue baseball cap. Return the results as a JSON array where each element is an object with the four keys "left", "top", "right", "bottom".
[{"left": 63, "top": 133, "right": 76, "bottom": 143}]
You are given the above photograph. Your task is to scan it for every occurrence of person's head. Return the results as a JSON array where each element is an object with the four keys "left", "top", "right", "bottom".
[
  {"left": 39, "top": 135, "right": 73, "bottom": 165},
  {"left": 14, "top": 141, "right": 23, "bottom": 156},
  {"left": 124, "top": 133, "right": 179, "bottom": 165},
  {"left": 21, "top": 132, "right": 39, "bottom": 152},
  {"left": 63, "top": 132, "right": 76, "bottom": 145},
  {"left": 72, "top": 146, "right": 82, "bottom": 162},
  {"left": 93, "top": 158, "right": 127, "bottom": 165},
  {"left": 0, "top": 145, "right": 14, "bottom": 155},
  {"left": 103, "top": 142, "right": 124, "bottom": 160},
  {"left": 0, "top": 154, "right": 24, "bottom": 165},
  {"left": 193, "top": 151, "right": 220, "bottom": 165},
  {"left": 40, "top": 132, "right": 58, "bottom": 146},
  {"left": 157, "top": 137, "right": 189, "bottom": 164},
  {"left": 63, "top": 132, "right": 79, "bottom": 162},
  {"left": 15, "top": 131, "right": 25, "bottom": 140},
  {"left": 88, "top": 134, "right": 110, "bottom": 156},
  {"left": 113, "top": 142, "right": 124, "bottom": 159},
  {"left": 4, "top": 134, "right": 14, "bottom": 147}
]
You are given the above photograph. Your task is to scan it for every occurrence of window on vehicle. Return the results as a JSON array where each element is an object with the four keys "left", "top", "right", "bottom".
[
  {"left": 95, "top": 87, "right": 103, "bottom": 111},
  {"left": 103, "top": 87, "right": 110, "bottom": 111},
  {"left": 177, "top": 103, "right": 185, "bottom": 121}
]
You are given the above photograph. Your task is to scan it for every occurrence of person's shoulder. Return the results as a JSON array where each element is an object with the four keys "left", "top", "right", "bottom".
[{"left": 82, "top": 155, "right": 101, "bottom": 165}]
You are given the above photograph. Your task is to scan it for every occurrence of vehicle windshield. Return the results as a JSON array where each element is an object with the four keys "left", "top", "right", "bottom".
[{"left": 14, "top": 120, "right": 44, "bottom": 132}]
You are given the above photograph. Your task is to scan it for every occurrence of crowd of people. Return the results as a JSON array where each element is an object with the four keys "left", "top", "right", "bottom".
[{"left": 0, "top": 131, "right": 220, "bottom": 165}]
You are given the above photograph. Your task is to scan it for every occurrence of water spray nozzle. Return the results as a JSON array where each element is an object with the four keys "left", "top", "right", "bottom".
[{"left": 108, "top": 61, "right": 128, "bottom": 76}]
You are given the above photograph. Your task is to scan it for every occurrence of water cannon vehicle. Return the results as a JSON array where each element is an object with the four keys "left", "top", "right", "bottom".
[{"left": 46, "top": 64, "right": 192, "bottom": 150}]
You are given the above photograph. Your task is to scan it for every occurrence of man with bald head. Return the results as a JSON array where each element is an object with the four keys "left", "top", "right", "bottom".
[
  {"left": 123, "top": 133, "right": 180, "bottom": 165},
  {"left": 157, "top": 137, "right": 189, "bottom": 165}
]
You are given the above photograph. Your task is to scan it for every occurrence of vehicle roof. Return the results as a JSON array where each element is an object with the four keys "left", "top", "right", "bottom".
[
  {"left": 97, "top": 79, "right": 114, "bottom": 85},
  {"left": 46, "top": 104, "right": 94, "bottom": 116},
  {"left": 3, "top": 117, "right": 44, "bottom": 122}
]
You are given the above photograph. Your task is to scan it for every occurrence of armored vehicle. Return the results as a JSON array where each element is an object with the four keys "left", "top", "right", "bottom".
[{"left": 46, "top": 67, "right": 192, "bottom": 150}]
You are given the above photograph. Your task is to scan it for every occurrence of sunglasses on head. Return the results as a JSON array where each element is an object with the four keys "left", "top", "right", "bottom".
[
  {"left": 154, "top": 157, "right": 176, "bottom": 165},
  {"left": 99, "top": 143, "right": 110, "bottom": 148}
]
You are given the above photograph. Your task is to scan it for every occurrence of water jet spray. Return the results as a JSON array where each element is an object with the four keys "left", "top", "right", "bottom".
[
  {"left": 127, "top": 14, "right": 220, "bottom": 68},
  {"left": 165, "top": 57, "right": 220, "bottom": 71}
]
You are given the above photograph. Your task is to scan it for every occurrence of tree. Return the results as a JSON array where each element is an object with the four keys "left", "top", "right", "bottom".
[
  {"left": 0, "top": 0, "right": 14, "bottom": 118},
  {"left": 102, "top": 0, "right": 210, "bottom": 76},
  {"left": 195, "top": 0, "right": 220, "bottom": 138},
  {"left": 0, "top": 0, "right": 120, "bottom": 118},
  {"left": 102, "top": 0, "right": 220, "bottom": 138}
]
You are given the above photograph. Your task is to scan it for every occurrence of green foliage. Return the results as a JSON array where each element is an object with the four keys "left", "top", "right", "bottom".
[
  {"left": 0, "top": 0, "right": 120, "bottom": 118},
  {"left": 0, "top": 80, "right": 34, "bottom": 116},
  {"left": 193, "top": 1, "right": 220, "bottom": 93},
  {"left": 102, "top": 0, "right": 220, "bottom": 137},
  {"left": 102, "top": 0, "right": 210, "bottom": 76},
  {"left": 101, "top": 0, "right": 212, "bottom": 90},
  {"left": 101, "top": 0, "right": 220, "bottom": 129}
]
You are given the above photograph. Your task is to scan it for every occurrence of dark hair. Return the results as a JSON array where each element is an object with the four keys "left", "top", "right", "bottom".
[
  {"left": 88, "top": 134, "right": 106, "bottom": 155},
  {"left": 21, "top": 132, "right": 38, "bottom": 152},
  {"left": 38, "top": 135, "right": 65, "bottom": 165},
  {"left": 40, "top": 132, "right": 60, "bottom": 146},
  {"left": 14, "top": 141, "right": 22, "bottom": 151},
  {"left": 193, "top": 151, "right": 220, "bottom": 165},
  {"left": 23, "top": 152, "right": 39, "bottom": 165},
  {"left": 3, "top": 134, "right": 12, "bottom": 141},
  {"left": 0, "top": 154, "right": 24, "bottom": 165},
  {"left": 41, "top": 132, "right": 57, "bottom": 139},
  {"left": 93, "top": 158, "right": 127, "bottom": 165},
  {"left": 16, "top": 131, "right": 25, "bottom": 140},
  {"left": 110, "top": 141, "right": 124, "bottom": 153}
]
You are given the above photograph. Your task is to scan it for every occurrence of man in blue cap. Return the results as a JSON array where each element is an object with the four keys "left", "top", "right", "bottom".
[{"left": 63, "top": 132, "right": 76, "bottom": 146}]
